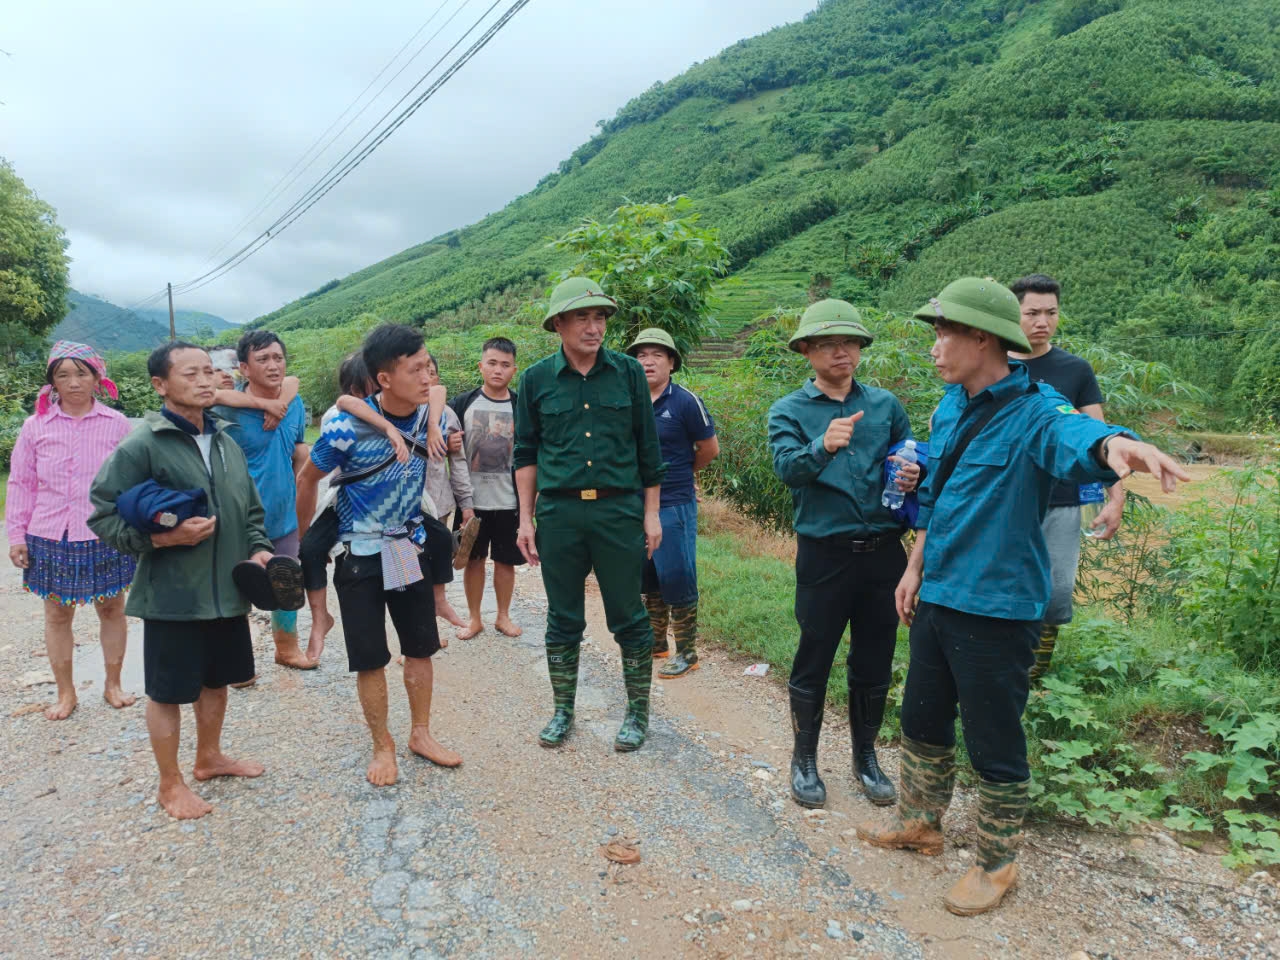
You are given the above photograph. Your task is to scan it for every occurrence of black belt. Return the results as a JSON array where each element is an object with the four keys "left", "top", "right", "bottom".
[
  {"left": 810, "top": 530, "right": 901, "bottom": 553},
  {"left": 541, "top": 487, "right": 634, "bottom": 501}
]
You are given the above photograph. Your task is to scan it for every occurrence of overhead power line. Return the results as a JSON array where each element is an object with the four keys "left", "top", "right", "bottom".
[
  {"left": 197, "top": 0, "right": 467, "bottom": 268},
  {"left": 171, "top": 0, "right": 531, "bottom": 300}
]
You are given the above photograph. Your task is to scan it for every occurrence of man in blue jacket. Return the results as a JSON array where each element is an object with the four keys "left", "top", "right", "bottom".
[{"left": 857, "top": 277, "right": 1189, "bottom": 917}]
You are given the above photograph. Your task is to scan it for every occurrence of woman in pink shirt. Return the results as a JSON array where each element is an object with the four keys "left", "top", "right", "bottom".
[{"left": 6, "top": 341, "right": 137, "bottom": 719}]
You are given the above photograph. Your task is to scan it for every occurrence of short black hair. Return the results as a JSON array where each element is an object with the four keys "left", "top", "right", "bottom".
[
  {"left": 482, "top": 337, "right": 516, "bottom": 358},
  {"left": 362, "top": 323, "right": 425, "bottom": 376},
  {"left": 46, "top": 357, "right": 96, "bottom": 385},
  {"left": 338, "top": 352, "right": 373, "bottom": 397},
  {"left": 148, "top": 341, "right": 206, "bottom": 379},
  {"left": 1009, "top": 274, "right": 1061, "bottom": 303},
  {"left": 237, "top": 329, "right": 287, "bottom": 363}
]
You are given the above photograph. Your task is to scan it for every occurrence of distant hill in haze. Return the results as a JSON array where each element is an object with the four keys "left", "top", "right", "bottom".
[{"left": 55, "top": 291, "right": 238, "bottom": 353}]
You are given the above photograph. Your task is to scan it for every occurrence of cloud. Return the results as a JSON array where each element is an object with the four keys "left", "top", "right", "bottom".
[{"left": 3, "top": 0, "right": 815, "bottom": 322}]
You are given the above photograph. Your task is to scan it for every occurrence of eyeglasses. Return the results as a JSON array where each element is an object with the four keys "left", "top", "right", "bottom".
[{"left": 811, "top": 338, "right": 863, "bottom": 354}]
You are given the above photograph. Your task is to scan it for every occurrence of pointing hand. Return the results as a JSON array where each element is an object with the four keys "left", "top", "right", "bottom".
[{"left": 822, "top": 411, "right": 865, "bottom": 454}]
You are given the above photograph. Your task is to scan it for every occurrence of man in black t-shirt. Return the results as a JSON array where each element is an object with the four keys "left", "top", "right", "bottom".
[{"left": 1008, "top": 274, "right": 1125, "bottom": 679}]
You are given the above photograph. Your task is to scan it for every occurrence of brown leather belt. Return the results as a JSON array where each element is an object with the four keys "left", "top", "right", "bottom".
[{"left": 541, "top": 487, "right": 634, "bottom": 501}]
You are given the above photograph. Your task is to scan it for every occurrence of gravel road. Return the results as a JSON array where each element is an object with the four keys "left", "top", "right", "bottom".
[{"left": 0, "top": 536, "right": 1276, "bottom": 959}]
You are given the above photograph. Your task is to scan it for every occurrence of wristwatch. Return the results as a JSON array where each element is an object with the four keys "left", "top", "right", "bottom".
[{"left": 1095, "top": 431, "right": 1138, "bottom": 468}]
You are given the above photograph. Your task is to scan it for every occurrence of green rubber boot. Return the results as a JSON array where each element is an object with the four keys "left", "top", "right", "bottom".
[
  {"left": 658, "top": 603, "right": 699, "bottom": 678},
  {"left": 944, "top": 778, "right": 1029, "bottom": 916},
  {"left": 539, "top": 644, "right": 580, "bottom": 748},
  {"left": 856, "top": 737, "right": 956, "bottom": 854},
  {"left": 614, "top": 647, "right": 652, "bottom": 752},
  {"left": 644, "top": 592, "right": 670, "bottom": 658},
  {"left": 1029, "top": 624, "right": 1058, "bottom": 683}
]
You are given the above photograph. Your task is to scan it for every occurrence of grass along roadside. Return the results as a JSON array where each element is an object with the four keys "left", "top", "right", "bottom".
[{"left": 694, "top": 497, "right": 1280, "bottom": 870}]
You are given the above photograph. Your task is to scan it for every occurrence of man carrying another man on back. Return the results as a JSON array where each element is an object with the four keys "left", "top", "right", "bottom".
[
  {"left": 214, "top": 330, "right": 312, "bottom": 670},
  {"left": 449, "top": 337, "right": 525, "bottom": 641},
  {"left": 1007, "top": 273, "right": 1124, "bottom": 680},
  {"left": 296, "top": 324, "right": 460, "bottom": 787}
]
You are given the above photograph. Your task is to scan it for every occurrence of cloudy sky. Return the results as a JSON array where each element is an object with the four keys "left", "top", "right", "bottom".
[{"left": 4, "top": 0, "right": 815, "bottom": 323}]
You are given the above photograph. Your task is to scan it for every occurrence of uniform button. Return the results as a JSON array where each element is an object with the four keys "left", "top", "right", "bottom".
[
  {"left": 587, "top": 460, "right": 592, "bottom": 466},
  {"left": 585, "top": 431, "right": 591, "bottom": 437},
  {"left": 583, "top": 403, "right": 590, "bottom": 409}
]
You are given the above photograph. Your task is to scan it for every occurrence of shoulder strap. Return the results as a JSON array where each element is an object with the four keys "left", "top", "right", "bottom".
[
  {"left": 330, "top": 401, "right": 431, "bottom": 489},
  {"left": 930, "top": 384, "right": 1036, "bottom": 499}
]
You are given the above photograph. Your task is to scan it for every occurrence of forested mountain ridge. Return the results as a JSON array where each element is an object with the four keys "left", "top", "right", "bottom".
[
  {"left": 254, "top": 0, "right": 1280, "bottom": 419},
  {"left": 56, "top": 291, "right": 236, "bottom": 353}
]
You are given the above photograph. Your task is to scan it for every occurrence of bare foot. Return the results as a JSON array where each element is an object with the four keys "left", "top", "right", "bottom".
[
  {"left": 436, "top": 600, "right": 467, "bottom": 629},
  {"left": 274, "top": 646, "right": 318, "bottom": 670},
  {"left": 367, "top": 735, "right": 398, "bottom": 787},
  {"left": 305, "top": 609, "right": 334, "bottom": 662},
  {"left": 103, "top": 685, "right": 137, "bottom": 709},
  {"left": 456, "top": 618, "right": 484, "bottom": 641},
  {"left": 193, "top": 753, "right": 266, "bottom": 781},
  {"left": 409, "top": 726, "right": 462, "bottom": 767},
  {"left": 44, "top": 692, "right": 77, "bottom": 721},
  {"left": 493, "top": 616, "right": 523, "bottom": 638},
  {"left": 158, "top": 781, "right": 213, "bottom": 820}
]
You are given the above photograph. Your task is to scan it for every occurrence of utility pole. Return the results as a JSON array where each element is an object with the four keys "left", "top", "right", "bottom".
[{"left": 167, "top": 283, "right": 176, "bottom": 340}]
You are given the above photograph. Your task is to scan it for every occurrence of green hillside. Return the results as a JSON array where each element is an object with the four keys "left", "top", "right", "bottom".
[
  {"left": 254, "top": 0, "right": 1280, "bottom": 419},
  {"left": 56, "top": 291, "right": 236, "bottom": 353}
]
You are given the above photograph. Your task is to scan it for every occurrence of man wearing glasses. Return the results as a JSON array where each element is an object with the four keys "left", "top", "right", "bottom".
[{"left": 768, "top": 299, "right": 920, "bottom": 810}]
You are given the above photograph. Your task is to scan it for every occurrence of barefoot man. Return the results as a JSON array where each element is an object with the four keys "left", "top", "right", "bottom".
[
  {"left": 89, "top": 342, "right": 269, "bottom": 819},
  {"left": 449, "top": 337, "right": 525, "bottom": 641},
  {"left": 856, "top": 278, "right": 1190, "bottom": 915},
  {"left": 296, "top": 324, "right": 461, "bottom": 786}
]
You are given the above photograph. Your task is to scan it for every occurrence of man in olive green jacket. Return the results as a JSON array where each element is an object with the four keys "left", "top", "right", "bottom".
[{"left": 89, "top": 341, "right": 274, "bottom": 821}]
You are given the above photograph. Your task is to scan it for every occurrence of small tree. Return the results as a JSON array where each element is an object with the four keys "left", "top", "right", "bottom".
[
  {"left": 0, "top": 159, "right": 70, "bottom": 359},
  {"left": 545, "top": 195, "right": 729, "bottom": 355}
]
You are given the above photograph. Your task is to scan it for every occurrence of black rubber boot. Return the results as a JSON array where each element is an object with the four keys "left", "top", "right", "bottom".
[
  {"left": 850, "top": 682, "right": 897, "bottom": 806},
  {"left": 789, "top": 684, "right": 826, "bottom": 809}
]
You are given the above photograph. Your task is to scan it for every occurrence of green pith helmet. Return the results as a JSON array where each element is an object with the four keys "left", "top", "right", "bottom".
[
  {"left": 542, "top": 276, "right": 618, "bottom": 332},
  {"left": 625, "top": 327, "right": 682, "bottom": 372},
  {"left": 912, "top": 276, "right": 1031, "bottom": 352},
  {"left": 787, "top": 299, "right": 875, "bottom": 353}
]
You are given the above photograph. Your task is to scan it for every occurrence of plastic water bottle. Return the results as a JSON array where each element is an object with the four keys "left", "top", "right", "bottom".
[
  {"left": 882, "top": 440, "right": 918, "bottom": 510},
  {"left": 1079, "top": 482, "right": 1106, "bottom": 538}
]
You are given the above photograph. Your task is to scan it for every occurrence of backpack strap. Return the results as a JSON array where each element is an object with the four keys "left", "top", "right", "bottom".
[{"left": 330, "top": 401, "right": 430, "bottom": 488}]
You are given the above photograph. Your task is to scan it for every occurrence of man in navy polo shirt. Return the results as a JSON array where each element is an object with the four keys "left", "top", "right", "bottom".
[{"left": 626, "top": 329, "right": 718, "bottom": 679}]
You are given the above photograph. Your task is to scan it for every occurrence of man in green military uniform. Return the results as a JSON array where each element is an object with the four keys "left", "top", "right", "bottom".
[
  {"left": 768, "top": 300, "right": 920, "bottom": 810},
  {"left": 514, "top": 277, "right": 666, "bottom": 752}
]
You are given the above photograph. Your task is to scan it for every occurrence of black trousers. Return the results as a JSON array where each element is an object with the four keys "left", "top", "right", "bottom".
[
  {"left": 789, "top": 534, "right": 907, "bottom": 698},
  {"left": 899, "top": 601, "right": 1039, "bottom": 783}
]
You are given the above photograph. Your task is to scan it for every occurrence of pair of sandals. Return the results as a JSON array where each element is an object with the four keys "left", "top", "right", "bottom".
[{"left": 232, "top": 556, "right": 305, "bottom": 611}]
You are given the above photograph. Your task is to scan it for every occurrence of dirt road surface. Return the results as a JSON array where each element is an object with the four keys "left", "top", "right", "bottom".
[{"left": 1, "top": 535, "right": 1276, "bottom": 959}]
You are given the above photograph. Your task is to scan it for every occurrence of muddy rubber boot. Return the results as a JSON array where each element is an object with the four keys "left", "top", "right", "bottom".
[
  {"left": 644, "top": 593, "right": 670, "bottom": 659},
  {"left": 658, "top": 603, "right": 699, "bottom": 678},
  {"left": 614, "top": 647, "right": 652, "bottom": 752},
  {"left": 850, "top": 682, "right": 897, "bottom": 806},
  {"left": 944, "top": 778, "right": 1029, "bottom": 916},
  {"left": 538, "top": 644, "right": 580, "bottom": 748},
  {"left": 788, "top": 684, "right": 826, "bottom": 809},
  {"left": 856, "top": 736, "right": 955, "bottom": 855},
  {"left": 1028, "top": 624, "right": 1058, "bottom": 683}
]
